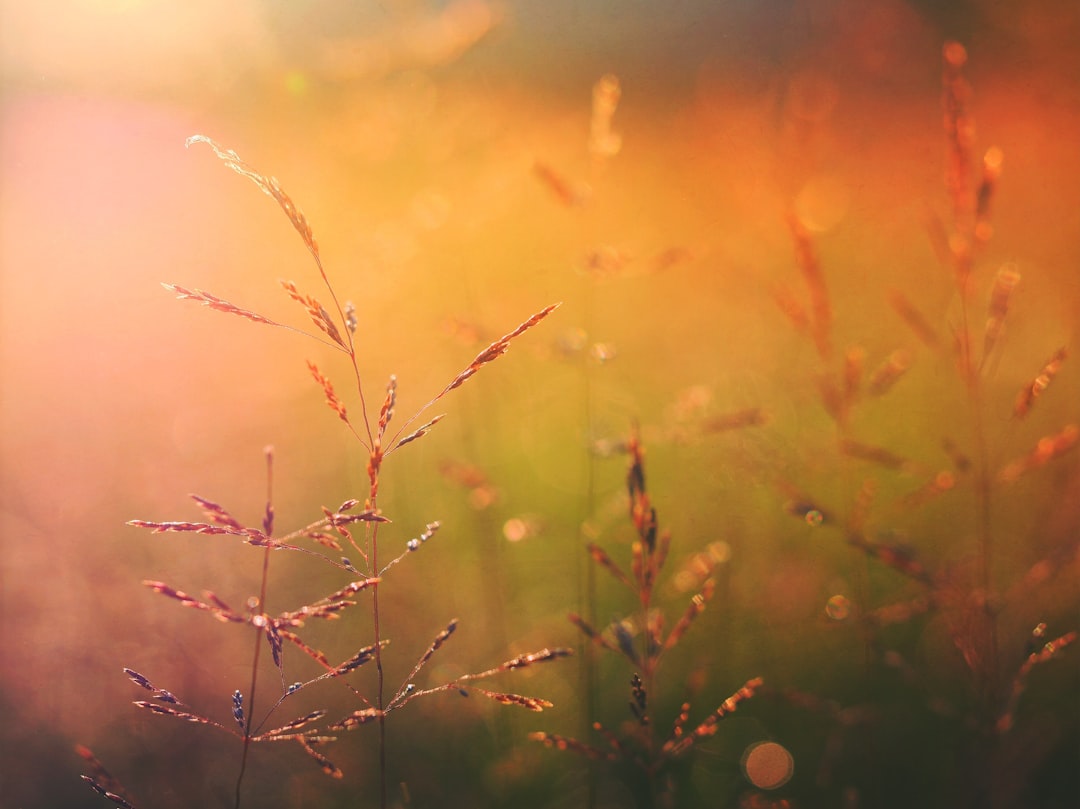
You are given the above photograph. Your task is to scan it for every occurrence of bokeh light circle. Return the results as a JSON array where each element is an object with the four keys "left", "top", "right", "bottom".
[
  {"left": 741, "top": 741, "right": 794, "bottom": 790},
  {"left": 825, "top": 594, "right": 851, "bottom": 621}
]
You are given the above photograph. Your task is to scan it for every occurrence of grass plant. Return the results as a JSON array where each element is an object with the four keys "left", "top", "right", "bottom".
[
  {"left": 761, "top": 41, "right": 1078, "bottom": 808},
  {"left": 79, "top": 136, "right": 568, "bottom": 809},
  {"left": 532, "top": 429, "right": 763, "bottom": 808}
]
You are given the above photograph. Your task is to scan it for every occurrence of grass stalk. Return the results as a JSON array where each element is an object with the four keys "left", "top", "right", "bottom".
[{"left": 235, "top": 447, "right": 275, "bottom": 809}]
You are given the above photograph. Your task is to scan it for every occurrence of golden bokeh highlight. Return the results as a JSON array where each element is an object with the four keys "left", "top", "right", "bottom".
[{"left": 742, "top": 741, "right": 795, "bottom": 790}]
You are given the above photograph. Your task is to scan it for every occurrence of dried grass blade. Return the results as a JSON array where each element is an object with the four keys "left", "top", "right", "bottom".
[
  {"left": 186, "top": 136, "right": 320, "bottom": 264},
  {"left": 1014, "top": 347, "right": 1067, "bottom": 419},
  {"left": 665, "top": 677, "right": 764, "bottom": 756},
  {"left": 304, "top": 531, "right": 343, "bottom": 552},
  {"left": 888, "top": 291, "right": 940, "bottom": 348},
  {"left": 788, "top": 214, "right": 832, "bottom": 360},
  {"left": 702, "top": 408, "right": 768, "bottom": 433},
  {"left": 80, "top": 775, "right": 137, "bottom": 809},
  {"left": 867, "top": 350, "right": 913, "bottom": 397},
  {"left": 133, "top": 700, "right": 229, "bottom": 731},
  {"left": 122, "top": 668, "right": 156, "bottom": 693},
  {"left": 899, "top": 470, "right": 957, "bottom": 509},
  {"left": 458, "top": 647, "right": 574, "bottom": 682},
  {"left": 533, "top": 161, "right": 589, "bottom": 207},
  {"left": 402, "top": 620, "right": 458, "bottom": 686},
  {"left": 76, "top": 745, "right": 137, "bottom": 809},
  {"left": 266, "top": 623, "right": 284, "bottom": 668},
  {"left": 392, "top": 414, "right": 446, "bottom": 452},
  {"left": 942, "top": 41, "right": 975, "bottom": 235},
  {"left": 298, "top": 738, "right": 344, "bottom": 779},
  {"left": 142, "top": 581, "right": 244, "bottom": 623},
  {"left": 941, "top": 436, "right": 972, "bottom": 473},
  {"left": 277, "top": 598, "right": 357, "bottom": 626},
  {"left": 664, "top": 579, "right": 716, "bottom": 652},
  {"left": 241, "top": 534, "right": 359, "bottom": 571},
  {"left": 868, "top": 595, "right": 933, "bottom": 628},
  {"left": 982, "top": 264, "right": 1022, "bottom": 366},
  {"left": 839, "top": 438, "right": 915, "bottom": 472},
  {"left": 586, "top": 542, "right": 633, "bottom": 590},
  {"left": 163, "top": 284, "right": 283, "bottom": 327},
  {"left": 306, "top": 361, "right": 349, "bottom": 424},
  {"left": 328, "top": 708, "right": 382, "bottom": 731},
  {"left": 770, "top": 283, "right": 810, "bottom": 334},
  {"left": 999, "top": 424, "right": 1080, "bottom": 482},
  {"left": 997, "top": 631, "right": 1077, "bottom": 733},
  {"left": 322, "top": 578, "right": 381, "bottom": 601},
  {"left": 846, "top": 534, "right": 933, "bottom": 585},
  {"left": 592, "top": 721, "right": 626, "bottom": 758},
  {"left": 469, "top": 687, "right": 553, "bottom": 712},
  {"left": 589, "top": 73, "right": 622, "bottom": 162},
  {"left": 128, "top": 519, "right": 258, "bottom": 539},
  {"left": 327, "top": 510, "right": 389, "bottom": 525},
  {"left": 529, "top": 732, "right": 616, "bottom": 761},
  {"left": 121, "top": 670, "right": 178, "bottom": 705},
  {"left": 278, "top": 629, "right": 330, "bottom": 667},
  {"left": 282, "top": 280, "right": 345, "bottom": 347},
  {"left": 396, "top": 304, "right": 560, "bottom": 441},
  {"left": 189, "top": 494, "right": 243, "bottom": 529},
  {"left": 667, "top": 702, "right": 693, "bottom": 747},
  {"left": 568, "top": 612, "right": 618, "bottom": 655},
  {"left": 650, "top": 531, "right": 671, "bottom": 591},
  {"left": 443, "top": 303, "right": 561, "bottom": 396},
  {"left": 261, "top": 710, "right": 328, "bottom": 737},
  {"left": 331, "top": 640, "right": 390, "bottom": 677},
  {"left": 377, "top": 375, "right": 397, "bottom": 441}
]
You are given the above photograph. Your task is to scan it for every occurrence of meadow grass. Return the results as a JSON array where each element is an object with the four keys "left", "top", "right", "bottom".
[
  {"left": 79, "top": 136, "right": 568, "bottom": 809},
  {"left": 74, "top": 39, "right": 1079, "bottom": 809}
]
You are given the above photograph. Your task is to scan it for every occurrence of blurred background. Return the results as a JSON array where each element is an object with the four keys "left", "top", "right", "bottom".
[{"left": 2, "top": 1, "right": 1079, "bottom": 807}]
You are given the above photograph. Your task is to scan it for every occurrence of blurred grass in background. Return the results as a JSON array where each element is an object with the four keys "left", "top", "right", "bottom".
[{"left": 2, "top": 1, "right": 1078, "bottom": 807}]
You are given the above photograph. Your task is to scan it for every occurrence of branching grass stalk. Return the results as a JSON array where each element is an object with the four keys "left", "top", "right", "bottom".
[
  {"left": 84, "top": 136, "right": 566, "bottom": 809},
  {"left": 538, "top": 429, "right": 762, "bottom": 803},
  {"left": 942, "top": 39, "right": 1002, "bottom": 715}
]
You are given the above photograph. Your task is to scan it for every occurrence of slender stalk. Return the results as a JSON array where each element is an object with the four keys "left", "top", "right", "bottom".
[
  {"left": 579, "top": 74, "right": 618, "bottom": 806},
  {"left": 372, "top": 520, "right": 386, "bottom": 809},
  {"left": 942, "top": 39, "right": 999, "bottom": 717},
  {"left": 235, "top": 450, "right": 275, "bottom": 809},
  {"left": 579, "top": 269, "right": 600, "bottom": 809},
  {"left": 961, "top": 303, "right": 999, "bottom": 712}
]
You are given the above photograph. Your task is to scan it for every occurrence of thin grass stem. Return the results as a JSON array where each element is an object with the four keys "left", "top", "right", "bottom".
[{"left": 234, "top": 449, "right": 275, "bottom": 809}]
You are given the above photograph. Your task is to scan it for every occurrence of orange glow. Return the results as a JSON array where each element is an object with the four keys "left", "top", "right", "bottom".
[{"left": 3, "top": 2, "right": 1079, "bottom": 808}]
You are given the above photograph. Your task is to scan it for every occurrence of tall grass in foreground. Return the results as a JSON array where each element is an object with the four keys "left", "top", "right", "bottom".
[{"left": 79, "top": 136, "right": 568, "bottom": 809}]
